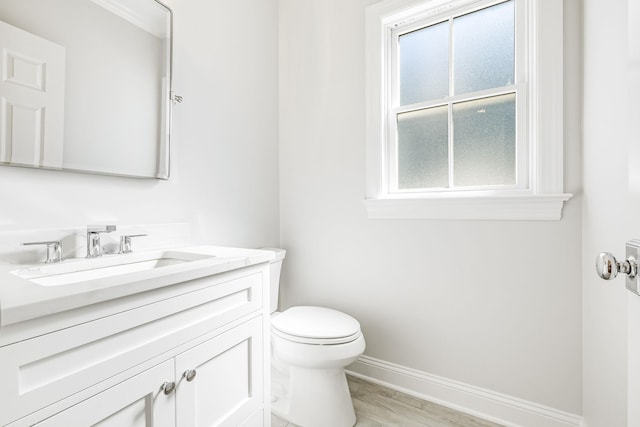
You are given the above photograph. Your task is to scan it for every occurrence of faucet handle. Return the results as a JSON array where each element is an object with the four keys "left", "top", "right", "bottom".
[
  {"left": 119, "top": 234, "right": 147, "bottom": 254},
  {"left": 22, "top": 241, "right": 64, "bottom": 263}
]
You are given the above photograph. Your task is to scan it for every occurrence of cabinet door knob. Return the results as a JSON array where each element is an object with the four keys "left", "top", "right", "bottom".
[
  {"left": 183, "top": 369, "right": 197, "bottom": 382},
  {"left": 162, "top": 381, "right": 176, "bottom": 395}
]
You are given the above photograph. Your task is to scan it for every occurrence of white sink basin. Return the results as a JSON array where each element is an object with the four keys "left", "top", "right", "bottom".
[{"left": 12, "top": 250, "right": 215, "bottom": 287}]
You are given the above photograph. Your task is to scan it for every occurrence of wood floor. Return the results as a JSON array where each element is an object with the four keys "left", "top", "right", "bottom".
[{"left": 271, "top": 375, "right": 504, "bottom": 427}]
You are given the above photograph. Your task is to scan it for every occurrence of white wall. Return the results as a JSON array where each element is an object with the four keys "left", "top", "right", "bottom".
[
  {"left": 279, "top": 0, "right": 583, "bottom": 416},
  {"left": 0, "top": 0, "right": 280, "bottom": 248},
  {"left": 582, "top": 0, "right": 629, "bottom": 425}
]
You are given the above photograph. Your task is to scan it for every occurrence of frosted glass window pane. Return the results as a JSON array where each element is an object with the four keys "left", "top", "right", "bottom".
[
  {"left": 399, "top": 22, "right": 449, "bottom": 105},
  {"left": 397, "top": 106, "right": 449, "bottom": 189},
  {"left": 453, "top": 1, "right": 514, "bottom": 95},
  {"left": 452, "top": 94, "right": 516, "bottom": 187}
]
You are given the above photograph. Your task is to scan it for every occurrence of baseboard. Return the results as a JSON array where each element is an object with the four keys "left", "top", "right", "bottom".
[{"left": 346, "top": 355, "right": 583, "bottom": 427}]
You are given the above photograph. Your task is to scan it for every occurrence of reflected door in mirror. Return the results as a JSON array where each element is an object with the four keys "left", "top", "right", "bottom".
[{"left": 0, "top": 20, "right": 65, "bottom": 168}]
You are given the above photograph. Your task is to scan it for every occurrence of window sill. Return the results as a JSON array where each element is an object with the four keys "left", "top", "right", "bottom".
[{"left": 364, "top": 193, "right": 574, "bottom": 220}]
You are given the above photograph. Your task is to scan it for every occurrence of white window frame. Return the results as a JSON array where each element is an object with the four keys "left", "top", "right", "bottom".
[{"left": 365, "top": 0, "right": 572, "bottom": 220}]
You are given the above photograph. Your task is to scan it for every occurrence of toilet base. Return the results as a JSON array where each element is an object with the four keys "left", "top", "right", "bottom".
[{"left": 272, "top": 366, "right": 356, "bottom": 427}]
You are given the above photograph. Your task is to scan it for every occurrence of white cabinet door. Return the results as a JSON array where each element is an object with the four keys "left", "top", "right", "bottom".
[
  {"left": 34, "top": 360, "right": 175, "bottom": 427},
  {"left": 175, "top": 317, "right": 264, "bottom": 427}
]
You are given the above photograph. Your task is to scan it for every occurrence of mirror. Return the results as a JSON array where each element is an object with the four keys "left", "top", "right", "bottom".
[{"left": 0, "top": 0, "right": 172, "bottom": 179}]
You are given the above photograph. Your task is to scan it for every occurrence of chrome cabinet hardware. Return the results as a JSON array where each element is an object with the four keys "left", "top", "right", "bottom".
[
  {"left": 119, "top": 234, "right": 147, "bottom": 254},
  {"left": 596, "top": 239, "right": 640, "bottom": 295},
  {"left": 86, "top": 225, "right": 116, "bottom": 258},
  {"left": 183, "top": 369, "right": 197, "bottom": 382},
  {"left": 22, "top": 241, "right": 63, "bottom": 263},
  {"left": 161, "top": 381, "right": 176, "bottom": 395}
]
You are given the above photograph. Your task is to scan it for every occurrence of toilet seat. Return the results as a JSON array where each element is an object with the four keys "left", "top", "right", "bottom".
[{"left": 271, "top": 306, "right": 362, "bottom": 345}]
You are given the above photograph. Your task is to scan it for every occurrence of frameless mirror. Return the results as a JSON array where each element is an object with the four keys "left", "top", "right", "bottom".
[{"left": 0, "top": 0, "right": 172, "bottom": 179}]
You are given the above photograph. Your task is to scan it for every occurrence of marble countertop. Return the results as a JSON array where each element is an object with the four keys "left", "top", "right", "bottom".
[{"left": 0, "top": 245, "right": 274, "bottom": 327}]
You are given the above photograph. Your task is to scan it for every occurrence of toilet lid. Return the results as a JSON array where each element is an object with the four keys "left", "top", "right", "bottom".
[{"left": 271, "top": 306, "right": 362, "bottom": 345}]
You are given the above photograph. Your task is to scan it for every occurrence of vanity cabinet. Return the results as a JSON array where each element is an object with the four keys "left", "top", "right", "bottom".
[
  {"left": 0, "top": 263, "right": 270, "bottom": 427},
  {"left": 33, "top": 360, "right": 175, "bottom": 427},
  {"left": 175, "top": 317, "right": 263, "bottom": 427}
]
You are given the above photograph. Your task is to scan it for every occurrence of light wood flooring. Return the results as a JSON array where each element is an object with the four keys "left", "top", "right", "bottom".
[{"left": 271, "top": 375, "right": 504, "bottom": 427}]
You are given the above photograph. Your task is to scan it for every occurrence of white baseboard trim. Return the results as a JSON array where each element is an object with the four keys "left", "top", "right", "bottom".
[{"left": 346, "top": 356, "right": 582, "bottom": 427}]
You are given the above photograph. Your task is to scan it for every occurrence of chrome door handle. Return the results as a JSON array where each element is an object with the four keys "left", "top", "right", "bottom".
[
  {"left": 596, "top": 240, "right": 640, "bottom": 295},
  {"left": 596, "top": 252, "right": 637, "bottom": 280}
]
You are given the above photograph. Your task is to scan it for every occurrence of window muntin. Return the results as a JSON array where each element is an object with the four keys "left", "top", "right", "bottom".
[{"left": 389, "top": 0, "right": 522, "bottom": 194}]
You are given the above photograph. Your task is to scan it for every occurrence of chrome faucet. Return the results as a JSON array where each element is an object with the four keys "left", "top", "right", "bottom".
[
  {"left": 86, "top": 225, "right": 116, "bottom": 258},
  {"left": 23, "top": 240, "right": 64, "bottom": 263},
  {"left": 119, "top": 234, "right": 147, "bottom": 254}
]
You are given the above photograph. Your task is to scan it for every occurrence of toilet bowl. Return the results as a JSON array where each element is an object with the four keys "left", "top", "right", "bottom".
[{"left": 264, "top": 249, "right": 365, "bottom": 427}]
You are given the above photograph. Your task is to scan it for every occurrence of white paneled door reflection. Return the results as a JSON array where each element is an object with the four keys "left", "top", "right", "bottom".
[{"left": 0, "top": 19, "right": 65, "bottom": 168}]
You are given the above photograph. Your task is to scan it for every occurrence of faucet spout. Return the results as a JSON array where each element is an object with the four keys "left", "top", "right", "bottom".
[
  {"left": 86, "top": 225, "right": 116, "bottom": 258},
  {"left": 87, "top": 225, "right": 117, "bottom": 234}
]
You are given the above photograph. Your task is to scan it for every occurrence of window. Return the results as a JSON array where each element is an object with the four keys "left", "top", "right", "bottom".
[{"left": 365, "top": 0, "right": 572, "bottom": 220}]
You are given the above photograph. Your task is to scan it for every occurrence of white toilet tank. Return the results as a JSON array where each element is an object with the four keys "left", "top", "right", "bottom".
[{"left": 262, "top": 248, "right": 286, "bottom": 313}]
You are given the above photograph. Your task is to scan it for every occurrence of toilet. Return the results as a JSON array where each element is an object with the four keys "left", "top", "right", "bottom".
[{"left": 265, "top": 248, "right": 366, "bottom": 427}]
